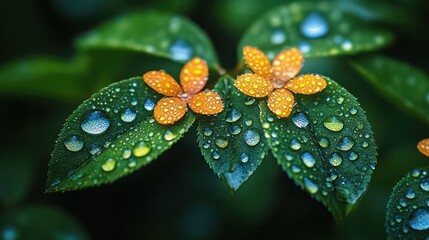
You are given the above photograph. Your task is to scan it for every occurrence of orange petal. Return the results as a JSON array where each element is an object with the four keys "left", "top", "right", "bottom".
[
  {"left": 143, "top": 71, "right": 182, "bottom": 97},
  {"left": 267, "top": 88, "right": 295, "bottom": 118},
  {"left": 417, "top": 138, "right": 429, "bottom": 157},
  {"left": 243, "top": 46, "right": 272, "bottom": 79},
  {"left": 180, "top": 57, "right": 209, "bottom": 96},
  {"left": 272, "top": 48, "right": 304, "bottom": 84},
  {"left": 153, "top": 97, "right": 187, "bottom": 124},
  {"left": 234, "top": 73, "right": 275, "bottom": 98},
  {"left": 285, "top": 74, "right": 327, "bottom": 95},
  {"left": 188, "top": 90, "right": 224, "bottom": 115}
]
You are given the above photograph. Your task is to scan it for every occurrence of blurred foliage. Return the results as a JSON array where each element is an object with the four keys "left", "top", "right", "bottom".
[{"left": 1, "top": 0, "right": 429, "bottom": 239}]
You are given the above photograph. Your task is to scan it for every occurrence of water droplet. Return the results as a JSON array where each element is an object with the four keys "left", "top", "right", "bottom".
[
  {"left": 230, "top": 125, "right": 241, "bottom": 135},
  {"left": 337, "top": 137, "right": 355, "bottom": 151},
  {"left": 245, "top": 119, "right": 253, "bottom": 126},
  {"left": 128, "top": 159, "right": 137, "bottom": 168},
  {"left": 144, "top": 99, "right": 155, "bottom": 111},
  {"left": 271, "top": 29, "right": 286, "bottom": 44},
  {"left": 291, "top": 165, "right": 301, "bottom": 173},
  {"left": 304, "top": 177, "right": 319, "bottom": 194},
  {"left": 341, "top": 40, "right": 353, "bottom": 51},
  {"left": 284, "top": 152, "right": 293, "bottom": 161},
  {"left": 292, "top": 112, "right": 309, "bottom": 128},
  {"left": 89, "top": 145, "right": 100, "bottom": 155},
  {"left": 131, "top": 98, "right": 138, "bottom": 106},
  {"left": 133, "top": 141, "right": 151, "bottom": 157},
  {"left": 170, "top": 40, "right": 192, "bottom": 61},
  {"left": 319, "top": 138, "right": 329, "bottom": 148},
  {"left": 212, "top": 151, "right": 220, "bottom": 160},
  {"left": 349, "top": 107, "right": 357, "bottom": 115},
  {"left": 348, "top": 152, "right": 358, "bottom": 161},
  {"left": 409, "top": 208, "right": 429, "bottom": 230},
  {"left": 122, "top": 149, "right": 131, "bottom": 159},
  {"left": 203, "top": 127, "right": 213, "bottom": 136},
  {"left": 244, "top": 96, "right": 255, "bottom": 105},
  {"left": 328, "top": 153, "right": 343, "bottom": 166},
  {"left": 412, "top": 169, "right": 421, "bottom": 178},
  {"left": 240, "top": 153, "right": 249, "bottom": 163},
  {"left": 225, "top": 109, "right": 242, "bottom": 123},
  {"left": 64, "top": 136, "right": 84, "bottom": 152},
  {"left": 215, "top": 138, "right": 228, "bottom": 148},
  {"left": 102, "top": 158, "right": 116, "bottom": 172},
  {"left": 290, "top": 139, "right": 301, "bottom": 150},
  {"left": 121, "top": 108, "right": 136, "bottom": 122},
  {"left": 164, "top": 130, "right": 177, "bottom": 141},
  {"left": 301, "top": 152, "right": 316, "bottom": 168},
  {"left": 406, "top": 188, "right": 416, "bottom": 199},
  {"left": 300, "top": 12, "right": 329, "bottom": 39},
  {"left": 323, "top": 116, "right": 344, "bottom": 132},
  {"left": 421, "top": 178, "right": 429, "bottom": 191},
  {"left": 81, "top": 111, "right": 110, "bottom": 135},
  {"left": 243, "top": 129, "right": 261, "bottom": 146},
  {"left": 298, "top": 41, "right": 311, "bottom": 53},
  {"left": 399, "top": 198, "right": 407, "bottom": 207}
]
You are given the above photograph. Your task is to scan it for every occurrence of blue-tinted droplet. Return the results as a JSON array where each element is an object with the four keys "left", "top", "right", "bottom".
[
  {"left": 301, "top": 152, "right": 316, "bottom": 168},
  {"left": 421, "top": 178, "right": 429, "bottom": 192},
  {"left": 243, "top": 129, "right": 260, "bottom": 146},
  {"left": 170, "top": 40, "right": 193, "bottom": 61},
  {"left": 292, "top": 112, "right": 310, "bottom": 128},
  {"left": 64, "top": 136, "right": 84, "bottom": 152},
  {"left": 409, "top": 208, "right": 429, "bottom": 230},
  {"left": 121, "top": 108, "right": 136, "bottom": 122},
  {"left": 300, "top": 12, "right": 329, "bottom": 39},
  {"left": 81, "top": 111, "right": 110, "bottom": 135},
  {"left": 144, "top": 99, "right": 155, "bottom": 111}
]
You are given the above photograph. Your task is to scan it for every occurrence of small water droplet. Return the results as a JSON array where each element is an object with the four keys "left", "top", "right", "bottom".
[
  {"left": 300, "top": 12, "right": 329, "bottom": 39},
  {"left": 304, "top": 177, "right": 319, "bottom": 194},
  {"left": 290, "top": 139, "right": 301, "bottom": 150},
  {"left": 291, "top": 165, "right": 301, "bottom": 173},
  {"left": 341, "top": 40, "right": 353, "bottom": 51},
  {"left": 323, "top": 116, "right": 344, "bottom": 132},
  {"left": 337, "top": 97, "right": 344, "bottom": 104},
  {"left": 131, "top": 98, "right": 138, "bottom": 106},
  {"left": 319, "top": 138, "right": 329, "bottom": 148},
  {"left": 122, "top": 150, "right": 131, "bottom": 159},
  {"left": 170, "top": 40, "right": 193, "bottom": 61},
  {"left": 203, "top": 127, "right": 213, "bottom": 136},
  {"left": 292, "top": 112, "right": 310, "bottom": 128},
  {"left": 64, "top": 136, "right": 84, "bottom": 152},
  {"left": 348, "top": 152, "right": 358, "bottom": 161},
  {"left": 284, "top": 152, "right": 293, "bottom": 161},
  {"left": 362, "top": 141, "right": 369, "bottom": 148},
  {"left": 212, "top": 151, "right": 220, "bottom": 160},
  {"left": 89, "top": 145, "right": 101, "bottom": 155},
  {"left": 412, "top": 169, "right": 421, "bottom": 178},
  {"left": 243, "top": 129, "right": 261, "bottom": 146},
  {"left": 144, "top": 99, "right": 155, "bottom": 111},
  {"left": 102, "top": 158, "right": 116, "bottom": 172},
  {"left": 421, "top": 178, "right": 429, "bottom": 191},
  {"left": 133, "top": 141, "right": 151, "bottom": 157},
  {"left": 128, "top": 159, "right": 137, "bottom": 168},
  {"left": 121, "top": 108, "right": 136, "bottom": 122},
  {"left": 399, "top": 198, "right": 407, "bottom": 207},
  {"left": 406, "top": 188, "right": 416, "bottom": 199},
  {"left": 337, "top": 137, "right": 355, "bottom": 151},
  {"left": 215, "top": 138, "right": 228, "bottom": 148},
  {"left": 349, "top": 107, "right": 357, "bottom": 115},
  {"left": 81, "top": 111, "right": 110, "bottom": 135},
  {"left": 409, "top": 208, "right": 429, "bottom": 230},
  {"left": 240, "top": 153, "right": 249, "bottom": 163},
  {"left": 298, "top": 41, "right": 311, "bottom": 53},
  {"left": 230, "top": 125, "right": 241, "bottom": 135},
  {"left": 244, "top": 96, "right": 255, "bottom": 105},
  {"left": 301, "top": 152, "right": 316, "bottom": 168},
  {"left": 328, "top": 153, "right": 343, "bottom": 166},
  {"left": 245, "top": 119, "right": 253, "bottom": 126},
  {"left": 164, "top": 130, "right": 177, "bottom": 141},
  {"left": 225, "top": 109, "right": 242, "bottom": 123},
  {"left": 271, "top": 29, "right": 286, "bottom": 44}
]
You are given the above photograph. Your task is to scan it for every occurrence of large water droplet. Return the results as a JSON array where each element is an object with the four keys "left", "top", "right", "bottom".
[
  {"left": 323, "top": 116, "right": 344, "bottom": 132},
  {"left": 215, "top": 138, "right": 229, "bottom": 148},
  {"left": 292, "top": 112, "right": 310, "bottom": 128},
  {"left": 121, "top": 108, "right": 136, "bottom": 122},
  {"left": 243, "top": 129, "right": 261, "bottom": 146},
  {"left": 164, "top": 130, "right": 177, "bottom": 141},
  {"left": 329, "top": 153, "right": 343, "bottom": 166},
  {"left": 133, "top": 141, "right": 151, "bottom": 157},
  {"left": 240, "top": 153, "right": 249, "bottom": 163},
  {"left": 102, "top": 158, "right": 116, "bottom": 172},
  {"left": 225, "top": 109, "right": 242, "bottom": 123},
  {"left": 421, "top": 178, "right": 429, "bottom": 192},
  {"left": 81, "top": 111, "right": 110, "bottom": 135},
  {"left": 144, "top": 99, "right": 155, "bottom": 111},
  {"left": 290, "top": 139, "right": 301, "bottom": 150},
  {"left": 300, "top": 12, "right": 329, "bottom": 39},
  {"left": 64, "top": 136, "right": 84, "bottom": 152},
  {"left": 409, "top": 208, "right": 429, "bottom": 230},
  {"left": 301, "top": 152, "right": 316, "bottom": 168},
  {"left": 337, "top": 137, "right": 355, "bottom": 151},
  {"left": 304, "top": 177, "right": 319, "bottom": 194},
  {"left": 170, "top": 40, "right": 192, "bottom": 61}
]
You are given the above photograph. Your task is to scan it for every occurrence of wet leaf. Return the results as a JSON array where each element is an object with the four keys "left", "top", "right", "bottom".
[
  {"left": 0, "top": 57, "right": 86, "bottom": 101},
  {"left": 77, "top": 11, "right": 219, "bottom": 68},
  {"left": 239, "top": 1, "right": 393, "bottom": 59},
  {"left": 46, "top": 77, "right": 195, "bottom": 192},
  {"left": 260, "top": 77, "right": 377, "bottom": 221},
  {"left": 198, "top": 76, "right": 268, "bottom": 191},
  {"left": 386, "top": 167, "right": 429, "bottom": 240},
  {"left": 351, "top": 55, "right": 429, "bottom": 125},
  {"left": 0, "top": 205, "right": 88, "bottom": 240}
]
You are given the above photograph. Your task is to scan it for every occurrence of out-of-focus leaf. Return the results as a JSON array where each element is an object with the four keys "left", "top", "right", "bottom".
[
  {"left": 260, "top": 77, "right": 377, "bottom": 221},
  {"left": 46, "top": 77, "right": 195, "bottom": 192},
  {"left": 239, "top": 1, "right": 393, "bottom": 59},
  {"left": 77, "top": 11, "right": 219, "bottom": 67},
  {"left": 198, "top": 76, "right": 268, "bottom": 191},
  {"left": 351, "top": 55, "right": 429, "bottom": 125},
  {"left": 386, "top": 167, "right": 429, "bottom": 240},
  {"left": 0, "top": 205, "right": 88, "bottom": 240}
]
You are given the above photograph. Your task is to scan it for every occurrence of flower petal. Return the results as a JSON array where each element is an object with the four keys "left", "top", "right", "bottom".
[
  {"left": 285, "top": 74, "right": 327, "bottom": 95},
  {"left": 180, "top": 57, "right": 209, "bottom": 96},
  {"left": 272, "top": 48, "right": 303, "bottom": 83},
  {"left": 154, "top": 97, "right": 187, "bottom": 125},
  {"left": 243, "top": 46, "right": 272, "bottom": 79},
  {"left": 234, "top": 73, "right": 275, "bottom": 98},
  {"left": 267, "top": 88, "right": 295, "bottom": 118},
  {"left": 189, "top": 90, "right": 224, "bottom": 115},
  {"left": 143, "top": 71, "right": 182, "bottom": 96},
  {"left": 418, "top": 138, "right": 429, "bottom": 157}
]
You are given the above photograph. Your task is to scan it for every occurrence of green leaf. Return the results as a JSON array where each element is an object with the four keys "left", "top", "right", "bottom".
[
  {"left": 46, "top": 77, "right": 195, "bottom": 192},
  {"left": 239, "top": 1, "right": 393, "bottom": 59},
  {"left": 260, "top": 77, "right": 377, "bottom": 221},
  {"left": 0, "top": 57, "right": 86, "bottom": 101},
  {"left": 351, "top": 55, "right": 429, "bottom": 125},
  {"left": 0, "top": 205, "right": 88, "bottom": 240},
  {"left": 386, "top": 167, "right": 429, "bottom": 240},
  {"left": 77, "top": 11, "right": 219, "bottom": 68},
  {"left": 197, "top": 76, "right": 268, "bottom": 191}
]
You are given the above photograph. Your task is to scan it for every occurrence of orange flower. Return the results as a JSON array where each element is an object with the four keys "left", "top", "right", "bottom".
[
  {"left": 143, "top": 58, "right": 224, "bottom": 125},
  {"left": 234, "top": 46, "right": 327, "bottom": 118},
  {"left": 418, "top": 138, "right": 429, "bottom": 157}
]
